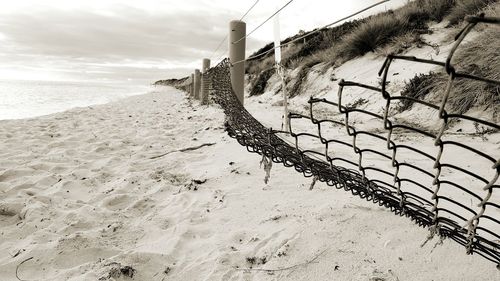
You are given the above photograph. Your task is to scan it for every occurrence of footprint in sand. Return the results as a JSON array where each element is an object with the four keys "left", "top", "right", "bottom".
[
  {"left": 19, "top": 200, "right": 51, "bottom": 221},
  {"left": 0, "top": 201, "right": 24, "bottom": 217},
  {"left": 0, "top": 168, "right": 37, "bottom": 182},
  {"left": 102, "top": 194, "right": 134, "bottom": 211},
  {"left": 127, "top": 197, "right": 156, "bottom": 215},
  {"left": 6, "top": 183, "right": 36, "bottom": 196},
  {"left": 34, "top": 175, "right": 61, "bottom": 187},
  {"left": 27, "top": 163, "right": 53, "bottom": 171}
]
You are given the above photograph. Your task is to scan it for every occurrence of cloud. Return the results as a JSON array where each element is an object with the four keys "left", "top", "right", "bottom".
[
  {"left": 0, "top": 4, "right": 265, "bottom": 82},
  {"left": 1, "top": 8, "right": 215, "bottom": 60}
]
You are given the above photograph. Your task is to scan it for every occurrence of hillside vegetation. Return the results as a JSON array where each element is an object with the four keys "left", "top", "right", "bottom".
[
  {"left": 246, "top": 0, "right": 498, "bottom": 107},
  {"left": 154, "top": 77, "right": 190, "bottom": 92}
]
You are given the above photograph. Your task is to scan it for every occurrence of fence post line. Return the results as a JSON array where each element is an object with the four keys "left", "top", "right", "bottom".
[
  {"left": 201, "top": 58, "right": 211, "bottom": 104},
  {"left": 229, "top": 20, "right": 246, "bottom": 105},
  {"left": 194, "top": 69, "right": 201, "bottom": 100},
  {"left": 190, "top": 73, "right": 195, "bottom": 97}
]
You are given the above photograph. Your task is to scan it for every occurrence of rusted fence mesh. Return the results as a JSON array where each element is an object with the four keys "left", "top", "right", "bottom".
[{"left": 198, "top": 15, "right": 499, "bottom": 265}]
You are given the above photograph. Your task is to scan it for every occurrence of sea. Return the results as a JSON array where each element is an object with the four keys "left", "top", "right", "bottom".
[{"left": 0, "top": 79, "right": 153, "bottom": 120}]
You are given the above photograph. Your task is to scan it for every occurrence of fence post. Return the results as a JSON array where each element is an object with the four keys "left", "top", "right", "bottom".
[
  {"left": 194, "top": 69, "right": 201, "bottom": 100},
  {"left": 229, "top": 20, "right": 246, "bottom": 105},
  {"left": 190, "top": 73, "right": 195, "bottom": 97},
  {"left": 201, "top": 58, "right": 211, "bottom": 104}
]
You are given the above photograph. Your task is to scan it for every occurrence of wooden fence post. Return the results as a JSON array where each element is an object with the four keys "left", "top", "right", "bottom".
[
  {"left": 229, "top": 20, "right": 246, "bottom": 105},
  {"left": 201, "top": 58, "right": 211, "bottom": 104},
  {"left": 194, "top": 69, "right": 201, "bottom": 100},
  {"left": 190, "top": 73, "right": 195, "bottom": 97}
]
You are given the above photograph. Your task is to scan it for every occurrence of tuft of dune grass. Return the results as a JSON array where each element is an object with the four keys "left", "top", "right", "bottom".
[
  {"left": 448, "top": 0, "right": 498, "bottom": 25},
  {"left": 399, "top": 72, "right": 439, "bottom": 112},
  {"left": 400, "top": 28, "right": 499, "bottom": 116},
  {"left": 337, "top": 13, "right": 407, "bottom": 60},
  {"left": 337, "top": 0, "right": 455, "bottom": 61},
  {"left": 249, "top": 68, "right": 275, "bottom": 96},
  {"left": 439, "top": 27, "right": 499, "bottom": 114},
  {"left": 289, "top": 60, "right": 320, "bottom": 98},
  {"left": 404, "top": 0, "right": 455, "bottom": 22}
]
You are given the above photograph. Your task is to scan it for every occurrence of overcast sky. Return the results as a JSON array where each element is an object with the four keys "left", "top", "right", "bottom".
[{"left": 0, "top": 0, "right": 406, "bottom": 84}]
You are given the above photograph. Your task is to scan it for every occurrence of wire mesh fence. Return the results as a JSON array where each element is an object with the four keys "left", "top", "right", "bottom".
[{"left": 196, "top": 15, "right": 500, "bottom": 265}]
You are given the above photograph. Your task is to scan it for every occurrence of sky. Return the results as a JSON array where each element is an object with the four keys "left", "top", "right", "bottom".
[{"left": 0, "top": 0, "right": 406, "bottom": 84}]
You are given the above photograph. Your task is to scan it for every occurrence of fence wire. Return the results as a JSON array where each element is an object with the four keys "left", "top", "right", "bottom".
[{"left": 194, "top": 15, "right": 499, "bottom": 265}]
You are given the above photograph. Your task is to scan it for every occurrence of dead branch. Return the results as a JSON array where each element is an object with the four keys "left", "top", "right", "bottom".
[
  {"left": 149, "top": 143, "right": 216, "bottom": 159},
  {"left": 16, "top": 256, "right": 33, "bottom": 281}
]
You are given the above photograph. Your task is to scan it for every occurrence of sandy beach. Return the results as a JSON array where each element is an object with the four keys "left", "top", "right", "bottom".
[
  {"left": 1, "top": 0, "right": 499, "bottom": 279},
  {"left": 0, "top": 86, "right": 498, "bottom": 281}
]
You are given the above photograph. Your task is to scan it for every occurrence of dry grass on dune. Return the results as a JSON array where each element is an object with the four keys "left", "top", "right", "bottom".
[
  {"left": 411, "top": 0, "right": 456, "bottom": 22},
  {"left": 288, "top": 60, "right": 320, "bottom": 98},
  {"left": 242, "top": 0, "right": 499, "bottom": 100},
  {"left": 448, "top": 0, "right": 498, "bottom": 25},
  {"left": 245, "top": 0, "right": 453, "bottom": 97},
  {"left": 336, "top": 13, "right": 407, "bottom": 60},
  {"left": 337, "top": 0, "right": 455, "bottom": 61},
  {"left": 247, "top": 44, "right": 300, "bottom": 96},
  {"left": 376, "top": 32, "right": 428, "bottom": 58},
  {"left": 400, "top": 28, "right": 500, "bottom": 117},
  {"left": 249, "top": 68, "right": 275, "bottom": 97},
  {"left": 441, "top": 28, "right": 500, "bottom": 115},
  {"left": 398, "top": 72, "right": 439, "bottom": 112}
]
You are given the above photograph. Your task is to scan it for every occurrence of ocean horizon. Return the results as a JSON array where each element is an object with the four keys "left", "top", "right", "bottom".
[{"left": 0, "top": 79, "right": 153, "bottom": 120}]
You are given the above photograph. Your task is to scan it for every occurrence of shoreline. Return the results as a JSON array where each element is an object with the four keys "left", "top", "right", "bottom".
[
  {"left": 0, "top": 90, "right": 156, "bottom": 122},
  {"left": 0, "top": 80, "right": 154, "bottom": 121}
]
